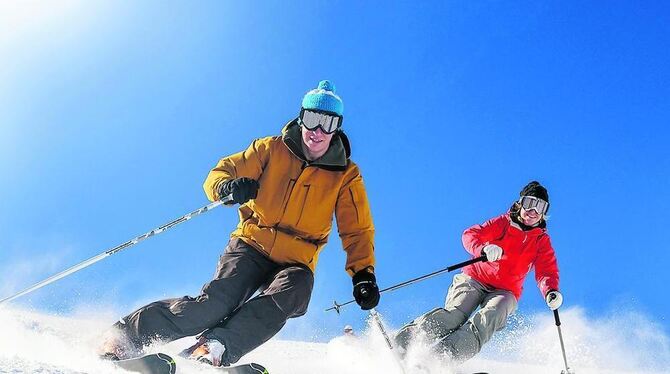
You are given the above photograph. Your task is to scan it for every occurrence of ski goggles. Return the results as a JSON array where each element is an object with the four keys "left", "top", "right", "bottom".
[
  {"left": 519, "top": 195, "right": 549, "bottom": 215},
  {"left": 299, "top": 108, "right": 343, "bottom": 134}
]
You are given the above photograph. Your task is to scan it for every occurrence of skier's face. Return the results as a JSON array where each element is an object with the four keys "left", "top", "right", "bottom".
[
  {"left": 520, "top": 207, "right": 543, "bottom": 226},
  {"left": 300, "top": 125, "right": 333, "bottom": 160}
]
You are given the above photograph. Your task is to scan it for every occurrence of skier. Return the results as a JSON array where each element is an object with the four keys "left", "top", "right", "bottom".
[
  {"left": 394, "top": 181, "right": 562, "bottom": 362},
  {"left": 99, "top": 80, "right": 380, "bottom": 367}
]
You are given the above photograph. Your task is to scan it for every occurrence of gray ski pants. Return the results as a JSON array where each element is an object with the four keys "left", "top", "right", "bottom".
[
  {"left": 394, "top": 273, "right": 517, "bottom": 362},
  {"left": 113, "top": 238, "right": 313, "bottom": 365}
]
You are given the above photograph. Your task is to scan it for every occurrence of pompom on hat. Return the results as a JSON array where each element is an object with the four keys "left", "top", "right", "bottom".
[{"left": 301, "top": 80, "right": 343, "bottom": 116}]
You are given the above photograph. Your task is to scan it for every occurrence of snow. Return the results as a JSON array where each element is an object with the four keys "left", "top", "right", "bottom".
[{"left": 0, "top": 305, "right": 668, "bottom": 374}]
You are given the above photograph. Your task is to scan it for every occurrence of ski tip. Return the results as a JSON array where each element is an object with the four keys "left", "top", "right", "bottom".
[
  {"left": 113, "top": 352, "right": 176, "bottom": 374},
  {"left": 249, "top": 362, "right": 269, "bottom": 374},
  {"left": 156, "top": 353, "right": 177, "bottom": 374}
]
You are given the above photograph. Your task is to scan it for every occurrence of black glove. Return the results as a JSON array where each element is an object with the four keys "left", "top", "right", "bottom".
[
  {"left": 218, "top": 177, "right": 259, "bottom": 204},
  {"left": 352, "top": 269, "right": 380, "bottom": 310}
]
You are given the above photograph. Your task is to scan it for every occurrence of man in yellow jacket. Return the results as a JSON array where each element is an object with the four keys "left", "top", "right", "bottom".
[{"left": 100, "top": 80, "right": 378, "bottom": 367}]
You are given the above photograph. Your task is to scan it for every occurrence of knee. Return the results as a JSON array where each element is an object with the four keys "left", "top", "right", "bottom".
[
  {"left": 424, "top": 307, "right": 467, "bottom": 327},
  {"left": 473, "top": 303, "right": 514, "bottom": 332},
  {"left": 501, "top": 293, "right": 517, "bottom": 312},
  {"left": 266, "top": 268, "right": 314, "bottom": 318}
]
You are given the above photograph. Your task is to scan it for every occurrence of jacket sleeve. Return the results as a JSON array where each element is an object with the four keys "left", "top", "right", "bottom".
[
  {"left": 461, "top": 215, "right": 508, "bottom": 257},
  {"left": 335, "top": 164, "right": 375, "bottom": 276},
  {"left": 203, "top": 137, "right": 272, "bottom": 202},
  {"left": 534, "top": 236, "right": 560, "bottom": 297}
]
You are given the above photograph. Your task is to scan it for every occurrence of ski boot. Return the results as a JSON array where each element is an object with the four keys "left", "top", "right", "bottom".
[{"left": 180, "top": 336, "right": 226, "bottom": 367}]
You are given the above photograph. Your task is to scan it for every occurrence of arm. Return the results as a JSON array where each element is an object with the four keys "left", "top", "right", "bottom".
[
  {"left": 535, "top": 236, "right": 560, "bottom": 297},
  {"left": 203, "top": 138, "right": 272, "bottom": 202},
  {"left": 461, "top": 215, "right": 508, "bottom": 257},
  {"left": 335, "top": 164, "right": 375, "bottom": 276}
]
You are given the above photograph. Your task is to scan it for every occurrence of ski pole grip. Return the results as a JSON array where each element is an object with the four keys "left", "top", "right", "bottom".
[
  {"left": 553, "top": 309, "right": 561, "bottom": 326},
  {"left": 446, "top": 255, "right": 487, "bottom": 272}
]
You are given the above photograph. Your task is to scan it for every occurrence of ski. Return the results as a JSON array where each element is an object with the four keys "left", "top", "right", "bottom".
[{"left": 113, "top": 352, "right": 176, "bottom": 374}]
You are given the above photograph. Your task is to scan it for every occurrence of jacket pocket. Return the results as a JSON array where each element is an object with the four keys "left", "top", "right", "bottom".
[{"left": 295, "top": 184, "right": 312, "bottom": 227}]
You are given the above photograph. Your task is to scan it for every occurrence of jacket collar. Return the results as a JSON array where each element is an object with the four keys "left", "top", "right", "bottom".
[
  {"left": 507, "top": 212, "right": 547, "bottom": 235},
  {"left": 281, "top": 118, "right": 350, "bottom": 171}
]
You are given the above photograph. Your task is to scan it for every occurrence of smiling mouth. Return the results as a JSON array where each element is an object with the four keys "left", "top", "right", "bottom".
[{"left": 309, "top": 135, "right": 324, "bottom": 143}]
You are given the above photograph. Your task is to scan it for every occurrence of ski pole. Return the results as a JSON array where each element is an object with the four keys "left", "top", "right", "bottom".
[
  {"left": 0, "top": 195, "right": 233, "bottom": 306},
  {"left": 325, "top": 255, "right": 487, "bottom": 313},
  {"left": 553, "top": 308, "right": 575, "bottom": 374},
  {"left": 369, "top": 308, "right": 406, "bottom": 374}
]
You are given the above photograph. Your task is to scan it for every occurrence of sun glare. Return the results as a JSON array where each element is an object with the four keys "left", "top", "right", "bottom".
[{"left": 0, "top": 1, "right": 85, "bottom": 47}]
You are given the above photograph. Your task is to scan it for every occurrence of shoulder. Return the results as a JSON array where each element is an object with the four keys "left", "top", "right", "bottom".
[
  {"left": 346, "top": 159, "right": 360, "bottom": 171},
  {"left": 255, "top": 135, "right": 282, "bottom": 146},
  {"left": 337, "top": 161, "right": 370, "bottom": 189},
  {"left": 539, "top": 230, "right": 553, "bottom": 244},
  {"left": 249, "top": 135, "right": 284, "bottom": 153},
  {"left": 343, "top": 160, "right": 365, "bottom": 178},
  {"left": 493, "top": 213, "right": 512, "bottom": 226},
  {"left": 480, "top": 213, "right": 511, "bottom": 233}
]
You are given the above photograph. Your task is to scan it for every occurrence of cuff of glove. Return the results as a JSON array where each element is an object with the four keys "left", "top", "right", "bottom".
[
  {"left": 478, "top": 242, "right": 490, "bottom": 256},
  {"left": 352, "top": 268, "right": 376, "bottom": 286}
]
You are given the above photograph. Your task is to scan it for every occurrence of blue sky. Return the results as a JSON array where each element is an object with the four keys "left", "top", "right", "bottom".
[{"left": 1, "top": 1, "right": 668, "bottom": 341}]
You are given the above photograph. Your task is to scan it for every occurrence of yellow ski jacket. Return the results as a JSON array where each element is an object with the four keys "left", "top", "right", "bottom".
[{"left": 204, "top": 120, "right": 375, "bottom": 275}]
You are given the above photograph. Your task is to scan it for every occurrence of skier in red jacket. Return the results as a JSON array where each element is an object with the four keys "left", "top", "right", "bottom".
[{"left": 394, "top": 181, "right": 562, "bottom": 362}]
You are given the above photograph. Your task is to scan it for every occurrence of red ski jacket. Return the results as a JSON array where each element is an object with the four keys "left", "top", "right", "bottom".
[{"left": 461, "top": 213, "right": 559, "bottom": 300}]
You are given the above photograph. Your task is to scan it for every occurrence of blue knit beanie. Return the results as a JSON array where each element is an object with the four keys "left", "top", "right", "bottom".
[{"left": 301, "top": 80, "right": 343, "bottom": 116}]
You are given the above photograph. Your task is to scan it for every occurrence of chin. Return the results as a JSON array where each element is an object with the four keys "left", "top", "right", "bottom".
[{"left": 310, "top": 145, "right": 327, "bottom": 153}]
